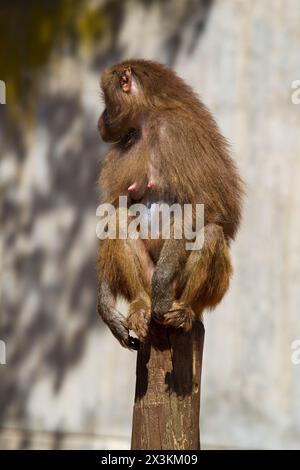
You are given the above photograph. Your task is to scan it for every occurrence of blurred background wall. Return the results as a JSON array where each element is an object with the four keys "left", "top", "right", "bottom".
[{"left": 1, "top": 0, "right": 300, "bottom": 449}]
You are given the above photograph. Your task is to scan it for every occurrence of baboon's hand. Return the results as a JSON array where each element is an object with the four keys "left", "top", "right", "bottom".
[
  {"left": 159, "top": 301, "right": 195, "bottom": 330},
  {"left": 127, "top": 296, "right": 151, "bottom": 342},
  {"left": 100, "top": 307, "right": 139, "bottom": 350},
  {"left": 111, "top": 312, "right": 139, "bottom": 350}
]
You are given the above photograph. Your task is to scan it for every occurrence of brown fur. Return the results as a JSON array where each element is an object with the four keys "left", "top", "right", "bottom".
[{"left": 97, "top": 59, "right": 243, "bottom": 349}]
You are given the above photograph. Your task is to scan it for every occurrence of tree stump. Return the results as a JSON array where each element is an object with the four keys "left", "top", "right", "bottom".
[{"left": 131, "top": 321, "right": 205, "bottom": 450}]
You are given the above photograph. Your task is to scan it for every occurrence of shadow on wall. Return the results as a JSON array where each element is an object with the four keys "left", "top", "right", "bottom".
[{"left": 0, "top": 0, "right": 214, "bottom": 446}]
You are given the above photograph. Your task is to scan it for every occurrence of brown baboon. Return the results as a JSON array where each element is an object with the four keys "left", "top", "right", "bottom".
[{"left": 97, "top": 60, "right": 243, "bottom": 349}]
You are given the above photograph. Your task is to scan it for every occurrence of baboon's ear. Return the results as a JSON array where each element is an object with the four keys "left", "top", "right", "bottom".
[{"left": 120, "top": 67, "right": 132, "bottom": 93}]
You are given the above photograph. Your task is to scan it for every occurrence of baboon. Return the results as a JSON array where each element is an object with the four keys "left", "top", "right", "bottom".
[{"left": 97, "top": 60, "right": 243, "bottom": 349}]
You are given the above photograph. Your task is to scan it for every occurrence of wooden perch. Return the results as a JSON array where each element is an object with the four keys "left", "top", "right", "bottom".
[{"left": 131, "top": 321, "right": 205, "bottom": 450}]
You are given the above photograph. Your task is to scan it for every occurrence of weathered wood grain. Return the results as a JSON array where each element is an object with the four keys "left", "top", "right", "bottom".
[{"left": 131, "top": 322, "right": 205, "bottom": 450}]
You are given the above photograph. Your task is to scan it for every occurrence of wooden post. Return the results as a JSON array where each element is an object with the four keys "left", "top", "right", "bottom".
[{"left": 131, "top": 321, "right": 205, "bottom": 450}]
